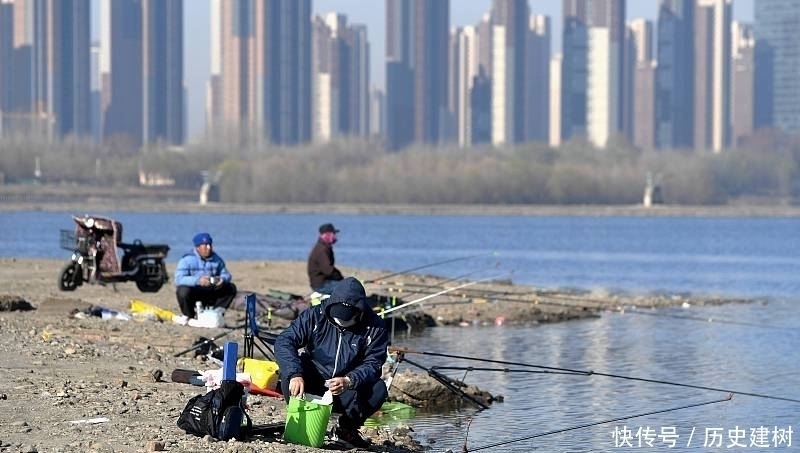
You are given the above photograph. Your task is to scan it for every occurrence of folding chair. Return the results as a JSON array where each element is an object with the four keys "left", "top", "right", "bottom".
[{"left": 243, "top": 293, "right": 279, "bottom": 360}]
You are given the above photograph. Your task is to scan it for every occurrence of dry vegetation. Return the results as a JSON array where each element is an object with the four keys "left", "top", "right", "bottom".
[{"left": 1, "top": 130, "right": 799, "bottom": 206}]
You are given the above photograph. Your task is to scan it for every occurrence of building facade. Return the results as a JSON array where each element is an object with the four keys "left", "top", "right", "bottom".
[
  {"left": 754, "top": 0, "right": 800, "bottom": 133},
  {"left": 102, "top": 0, "right": 183, "bottom": 148},
  {"left": 693, "top": 0, "right": 731, "bottom": 153},
  {"left": 625, "top": 18, "right": 655, "bottom": 149},
  {"left": 385, "top": 0, "right": 449, "bottom": 149},
  {"left": 211, "top": 0, "right": 311, "bottom": 146},
  {"left": 491, "top": 0, "right": 528, "bottom": 146},
  {"left": 655, "top": 0, "right": 695, "bottom": 150},
  {"left": 3, "top": 0, "right": 90, "bottom": 139}
]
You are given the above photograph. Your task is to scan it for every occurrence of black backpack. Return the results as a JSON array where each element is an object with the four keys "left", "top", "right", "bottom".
[{"left": 177, "top": 380, "right": 252, "bottom": 440}]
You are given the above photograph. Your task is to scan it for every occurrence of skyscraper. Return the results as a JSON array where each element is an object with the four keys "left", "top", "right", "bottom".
[
  {"left": 694, "top": 0, "right": 731, "bottom": 153},
  {"left": 491, "top": 0, "right": 528, "bottom": 146},
  {"left": 312, "top": 13, "right": 370, "bottom": 143},
  {"left": 655, "top": 0, "right": 695, "bottom": 150},
  {"left": 626, "top": 18, "right": 655, "bottom": 149},
  {"left": 0, "top": 0, "right": 13, "bottom": 135},
  {"left": 731, "top": 21, "right": 755, "bottom": 145},
  {"left": 755, "top": 0, "right": 800, "bottom": 133},
  {"left": 102, "top": 0, "right": 184, "bottom": 148},
  {"left": 5, "top": 0, "right": 90, "bottom": 139},
  {"left": 451, "top": 25, "right": 480, "bottom": 147},
  {"left": 527, "top": 14, "right": 551, "bottom": 143},
  {"left": 212, "top": 0, "right": 311, "bottom": 146},
  {"left": 385, "top": 0, "right": 449, "bottom": 150}
]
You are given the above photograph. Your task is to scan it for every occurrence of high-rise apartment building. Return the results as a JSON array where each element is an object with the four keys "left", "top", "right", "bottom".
[
  {"left": 655, "top": 0, "right": 695, "bottom": 150},
  {"left": 731, "top": 21, "right": 755, "bottom": 145},
  {"left": 0, "top": 0, "right": 12, "bottom": 135},
  {"left": 211, "top": 0, "right": 311, "bottom": 146},
  {"left": 549, "top": 53, "right": 563, "bottom": 147},
  {"left": 526, "top": 14, "right": 551, "bottom": 143},
  {"left": 102, "top": 0, "right": 184, "bottom": 148},
  {"left": 312, "top": 13, "right": 370, "bottom": 143},
  {"left": 451, "top": 25, "right": 480, "bottom": 147},
  {"left": 625, "top": 18, "right": 655, "bottom": 149},
  {"left": 491, "top": 0, "right": 529, "bottom": 146},
  {"left": 694, "top": 0, "right": 731, "bottom": 153},
  {"left": 754, "top": 0, "right": 800, "bottom": 133},
  {"left": 385, "top": 0, "right": 449, "bottom": 150},
  {"left": 4, "top": 0, "right": 90, "bottom": 139},
  {"left": 560, "top": 0, "right": 626, "bottom": 147}
]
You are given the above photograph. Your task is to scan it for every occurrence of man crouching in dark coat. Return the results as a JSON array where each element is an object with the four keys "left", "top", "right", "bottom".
[{"left": 274, "top": 277, "right": 388, "bottom": 448}]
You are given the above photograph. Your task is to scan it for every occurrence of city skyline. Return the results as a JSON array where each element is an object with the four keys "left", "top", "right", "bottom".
[
  {"left": 4, "top": 0, "right": 764, "bottom": 150},
  {"left": 174, "top": 0, "right": 753, "bottom": 140}
]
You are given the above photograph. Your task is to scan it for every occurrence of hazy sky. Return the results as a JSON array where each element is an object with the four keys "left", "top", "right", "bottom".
[{"left": 176, "top": 0, "right": 755, "bottom": 140}]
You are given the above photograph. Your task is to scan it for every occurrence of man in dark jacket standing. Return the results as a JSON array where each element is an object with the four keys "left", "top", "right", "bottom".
[
  {"left": 275, "top": 277, "right": 388, "bottom": 448},
  {"left": 306, "top": 223, "right": 344, "bottom": 294}
]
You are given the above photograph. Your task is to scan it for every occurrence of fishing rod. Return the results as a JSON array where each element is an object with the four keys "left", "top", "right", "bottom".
[
  {"left": 363, "top": 252, "right": 496, "bottom": 285},
  {"left": 173, "top": 319, "right": 249, "bottom": 357},
  {"left": 389, "top": 347, "right": 800, "bottom": 404},
  {"left": 379, "top": 265, "right": 502, "bottom": 303},
  {"left": 380, "top": 273, "right": 511, "bottom": 316},
  {"left": 399, "top": 356, "right": 492, "bottom": 410},
  {"left": 463, "top": 393, "right": 733, "bottom": 452},
  {"left": 386, "top": 281, "right": 792, "bottom": 331}
]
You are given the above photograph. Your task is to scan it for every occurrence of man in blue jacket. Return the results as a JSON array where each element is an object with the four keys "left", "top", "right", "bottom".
[
  {"left": 174, "top": 232, "right": 237, "bottom": 320},
  {"left": 275, "top": 277, "right": 388, "bottom": 448}
]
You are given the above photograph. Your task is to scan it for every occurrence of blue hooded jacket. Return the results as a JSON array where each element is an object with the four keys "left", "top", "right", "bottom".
[{"left": 274, "top": 277, "right": 388, "bottom": 390}]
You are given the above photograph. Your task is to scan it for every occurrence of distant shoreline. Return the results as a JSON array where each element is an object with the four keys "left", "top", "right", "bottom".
[
  {"left": 1, "top": 183, "right": 798, "bottom": 217},
  {"left": 2, "top": 200, "right": 800, "bottom": 217}
]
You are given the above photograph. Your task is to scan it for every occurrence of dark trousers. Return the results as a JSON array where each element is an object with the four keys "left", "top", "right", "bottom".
[
  {"left": 280, "top": 356, "right": 388, "bottom": 429},
  {"left": 176, "top": 282, "right": 238, "bottom": 317}
]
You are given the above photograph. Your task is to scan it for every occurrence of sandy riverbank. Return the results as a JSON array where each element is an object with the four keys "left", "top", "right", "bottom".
[{"left": 0, "top": 258, "right": 756, "bottom": 453}]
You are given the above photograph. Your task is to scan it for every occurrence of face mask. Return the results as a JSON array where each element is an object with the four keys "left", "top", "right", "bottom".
[{"left": 333, "top": 316, "right": 358, "bottom": 328}]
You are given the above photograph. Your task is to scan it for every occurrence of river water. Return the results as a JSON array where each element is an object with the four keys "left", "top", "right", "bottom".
[{"left": 2, "top": 210, "right": 798, "bottom": 451}]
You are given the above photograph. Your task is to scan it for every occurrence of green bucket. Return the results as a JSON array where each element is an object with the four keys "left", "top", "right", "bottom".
[{"left": 284, "top": 395, "right": 333, "bottom": 447}]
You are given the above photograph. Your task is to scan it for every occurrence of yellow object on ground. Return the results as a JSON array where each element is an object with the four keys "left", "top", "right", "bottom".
[
  {"left": 238, "top": 357, "right": 279, "bottom": 392},
  {"left": 129, "top": 299, "right": 176, "bottom": 322}
]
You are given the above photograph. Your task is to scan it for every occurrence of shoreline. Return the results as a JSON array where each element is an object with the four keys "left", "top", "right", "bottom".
[{"left": 2, "top": 199, "right": 800, "bottom": 217}]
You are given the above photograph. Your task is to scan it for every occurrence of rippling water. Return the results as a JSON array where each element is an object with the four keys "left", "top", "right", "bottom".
[
  {"left": 394, "top": 300, "right": 799, "bottom": 452},
  {"left": 3, "top": 211, "right": 800, "bottom": 298}
]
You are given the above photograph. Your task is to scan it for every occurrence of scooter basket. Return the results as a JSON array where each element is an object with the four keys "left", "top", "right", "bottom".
[{"left": 60, "top": 229, "right": 89, "bottom": 254}]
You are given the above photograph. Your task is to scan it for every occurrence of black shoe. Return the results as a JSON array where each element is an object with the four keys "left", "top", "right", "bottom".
[{"left": 333, "top": 425, "right": 370, "bottom": 449}]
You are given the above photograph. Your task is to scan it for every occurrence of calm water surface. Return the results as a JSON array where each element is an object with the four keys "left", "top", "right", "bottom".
[{"left": 1, "top": 210, "right": 798, "bottom": 451}]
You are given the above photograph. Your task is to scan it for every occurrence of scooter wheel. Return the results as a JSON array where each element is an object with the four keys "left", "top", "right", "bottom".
[{"left": 58, "top": 263, "right": 82, "bottom": 291}]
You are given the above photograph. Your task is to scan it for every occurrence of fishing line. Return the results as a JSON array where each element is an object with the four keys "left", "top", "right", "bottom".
[
  {"left": 390, "top": 347, "right": 800, "bottom": 403},
  {"left": 400, "top": 356, "right": 491, "bottom": 410},
  {"left": 385, "top": 281, "right": 793, "bottom": 331},
  {"left": 380, "top": 273, "right": 512, "bottom": 316},
  {"left": 380, "top": 265, "right": 501, "bottom": 301},
  {"left": 463, "top": 393, "right": 733, "bottom": 452},
  {"left": 610, "top": 307, "right": 795, "bottom": 330},
  {"left": 430, "top": 365, "right": 588, "bottom": 377},
  {"left": 363, "top": 252, "right": 496, "bottom": 284}
]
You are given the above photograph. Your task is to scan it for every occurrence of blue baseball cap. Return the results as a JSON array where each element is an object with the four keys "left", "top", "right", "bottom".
[{"left": 193, "top": 232, "right": 213, "bottom": 246}]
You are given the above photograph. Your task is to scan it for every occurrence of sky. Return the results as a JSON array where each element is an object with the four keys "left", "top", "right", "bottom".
[{"left": 176, "top": 0, "right": 755, "bottom": 141}]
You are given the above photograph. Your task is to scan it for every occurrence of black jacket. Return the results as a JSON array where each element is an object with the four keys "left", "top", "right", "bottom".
[
  {"left": 307, "top": 238, "right": 343, "bottom": 288},
  {"left": 274, "top": 277, "right": 388, "bottom": 390}
]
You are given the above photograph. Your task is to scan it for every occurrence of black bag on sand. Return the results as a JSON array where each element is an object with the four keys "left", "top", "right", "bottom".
[{"left": 177, "top": 379, "right": 252, "bottom": 440}]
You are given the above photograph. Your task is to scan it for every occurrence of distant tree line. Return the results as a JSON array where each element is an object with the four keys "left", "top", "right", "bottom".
[{"left": 1, "top": 130, "right": 798, "bottom": 205}]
